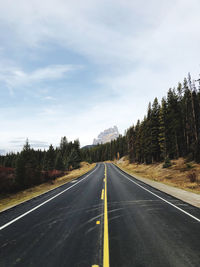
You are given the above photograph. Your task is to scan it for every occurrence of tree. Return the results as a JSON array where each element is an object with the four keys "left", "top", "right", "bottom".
[
  {"left": 15, "top": 140, "right": 41, "bottom": 188},
  {"left": 43, "top": 144, "right": 56, "bottom": 171},
  {"left": 159, "top": 98, "right": 167, "bottom": 159},
  {"left": 68, "top": 148, "right": 81, "bottom": 169},
  {"left": 151, "top": 98, "right": 160, "bottom": 162},
  {"left": 55, "top": 151, "right": 65, "bottom": 171}
]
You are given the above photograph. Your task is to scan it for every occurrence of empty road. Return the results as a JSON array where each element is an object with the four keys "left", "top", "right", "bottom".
[{"left": 0, "top": 163, "right": 200, "bottom": 266}]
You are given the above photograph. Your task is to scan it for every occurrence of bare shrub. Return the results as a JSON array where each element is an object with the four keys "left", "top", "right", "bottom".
[
  {"left": 188, "top": 171, "right": 198, "bottom": 183},
  {"left": 0, "top": 167, "right": 16, "bottom": 193}
]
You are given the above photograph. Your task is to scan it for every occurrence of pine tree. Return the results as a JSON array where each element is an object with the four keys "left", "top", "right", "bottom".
[
  {"left": 16, "top": 140, "right": 41, "bottom": 188},
  {"left": 55, "top": 151, "right": 65, "bottom": 171},
  {"left": 43, "top": 144, "right": 56, "bottom": 171},
  {"left": 68, "top": 148, "right": 81, "bottom": 169},
  {"left": 159, "top": 98, "right": 167, "bottom": 159},
  {"left": 151, "top": 98, "right": 160, "bottom": 162}
]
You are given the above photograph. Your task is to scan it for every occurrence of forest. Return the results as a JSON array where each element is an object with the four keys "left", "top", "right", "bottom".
[
  {"left": 1, "top": 73, "right": 200, "bottom": 193},
  {"left": 0, "top": 137, "right": 81, "bottom": 193},
  {"left": 82, "top": 73, "right": 200, "bottom": 164}
]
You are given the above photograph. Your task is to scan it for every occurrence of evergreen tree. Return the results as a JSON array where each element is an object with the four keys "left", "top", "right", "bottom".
[
  {"left": 55, "top": 151, "right": 65, "bottom": 171},
  {"left": 16, "top": 140, "right": 41, "bottom": 188},
  {"left": 159, "top": 98, "right": 167, "bottom": 159},
  {"left": 68, "top": 148, "right": 81, "bottom": 169},
  {"left": 43, "top": 144, "right": 56, "bottom": 171},
  {"left": 151, "top": 98, "right": 160, "bottom": 162}
]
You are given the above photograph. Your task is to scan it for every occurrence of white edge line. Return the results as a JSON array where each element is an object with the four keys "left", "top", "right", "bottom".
[
  {"left": 0, "top": 164, "right": 97, "bottom": 214},
  {"left": 112, "top": 164, "right": 200, "bottom": 223},
  {"left": 0, "top": 165, "right": 99, "bottom": 231}
]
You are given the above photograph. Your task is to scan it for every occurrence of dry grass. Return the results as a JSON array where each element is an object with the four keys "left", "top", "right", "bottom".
[
  {"left": 117, "top": 157, "right": 200, "bottom": 194},
  {"left": 0, "top": 162, "right": 95, "bottom": 212}
]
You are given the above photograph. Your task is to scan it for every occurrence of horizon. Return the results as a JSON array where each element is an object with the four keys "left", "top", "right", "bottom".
[
  {"left": 0, "top": 125, "right": 120, "bottom": 155},
  {"left": 1, "top": 0, "right": 200, "bottom": 153}
]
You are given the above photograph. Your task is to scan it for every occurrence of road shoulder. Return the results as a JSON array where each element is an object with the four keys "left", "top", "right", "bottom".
[{"left": 115, "top": 163, "right": 200, "bottom": 208}]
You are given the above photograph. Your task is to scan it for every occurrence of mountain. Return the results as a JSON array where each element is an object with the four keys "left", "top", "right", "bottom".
[{"left": 93, "top": 126, "right": 119, "bottom": 145}]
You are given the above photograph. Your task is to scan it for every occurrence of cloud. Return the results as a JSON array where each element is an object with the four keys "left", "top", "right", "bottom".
[
  {"left": 9, "top": 138, "right": 49, "bottom": 149},
  {"left": 0, "top": 0, "right": 200, "bottom": 152},
  {"left": 0, "top": 1, "right": 174, "bottom": 64},
  {"left": 1, "top": 0, "right": 200, "bottom": 73},
  {"left": 0, "top": 64, "right": 78, "bottom": 94},
  {"left": 44, "top": 96, "right": 56, "bottom": 101}
]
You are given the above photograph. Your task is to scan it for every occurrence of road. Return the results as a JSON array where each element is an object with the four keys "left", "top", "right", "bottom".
[{"left": 0, "top": 163, "right": 200, "bottom": 267}]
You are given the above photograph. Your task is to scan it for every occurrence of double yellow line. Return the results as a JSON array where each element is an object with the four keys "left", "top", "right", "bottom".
[{"left": 103, "top": 163, "right": 109, "bottom": 267}]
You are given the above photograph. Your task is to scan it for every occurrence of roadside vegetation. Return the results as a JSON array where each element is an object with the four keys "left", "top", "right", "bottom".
[
  {"left": 0, "top": 137, "right": 82, "bottom": 194},
  {"left": 0, "top": 162, "right": 95, "bottom": 212},
  {"left": 116, "top": 157, "right": 200, "bottom": 194}
]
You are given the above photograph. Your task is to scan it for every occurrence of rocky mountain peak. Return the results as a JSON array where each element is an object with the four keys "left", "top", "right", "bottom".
[{"left": 93, "top": 126, "right": 119, "bottom": 145}]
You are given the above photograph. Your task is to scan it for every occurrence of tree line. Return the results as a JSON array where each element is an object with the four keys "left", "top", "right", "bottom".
[
  {"left": 0, "top": 137, "right": 81, "bottom": 193},
  {"left": 82, "top": 74, "right": 200, "bottom": 164},
  {"left": 81, "top": 135, "right": 127, "bottom": 162}
]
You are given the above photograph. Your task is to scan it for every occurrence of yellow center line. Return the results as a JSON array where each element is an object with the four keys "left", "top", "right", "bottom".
[
  {"left": 103, "top": 163, "right": 110, "bottom": 267},
  {"left": 101, "top": 189, "right": 104, "bottom": 200}
]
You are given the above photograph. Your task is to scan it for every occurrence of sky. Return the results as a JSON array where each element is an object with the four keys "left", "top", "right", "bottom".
[{"left": 0, "top": 0, "right": 200, "bottom": 153}]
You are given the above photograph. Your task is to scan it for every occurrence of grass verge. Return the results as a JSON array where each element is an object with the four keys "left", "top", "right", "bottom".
[
  {"left": 0, "top": 162, "right": 95, "bottom": 212},
  {"left": 116, "top": 157, "right": 200, "bottom": 194}
]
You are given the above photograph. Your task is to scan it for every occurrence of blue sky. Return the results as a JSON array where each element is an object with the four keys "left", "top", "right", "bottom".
[{"left": 0, "top": 0, "right": 200, "bottom": 153}]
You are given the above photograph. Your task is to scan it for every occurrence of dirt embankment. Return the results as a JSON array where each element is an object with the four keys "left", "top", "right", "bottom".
[
  {"left": 0, "top": 162, "right": 95, "bottom": 212},
  {"left": 117, "top": 157, "right": 200, "bottom": 194}
]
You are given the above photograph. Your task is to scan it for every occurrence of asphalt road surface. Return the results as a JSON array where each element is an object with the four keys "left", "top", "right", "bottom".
[{"left": 0, "top": 163, "right": 200, "bottom": 267}]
